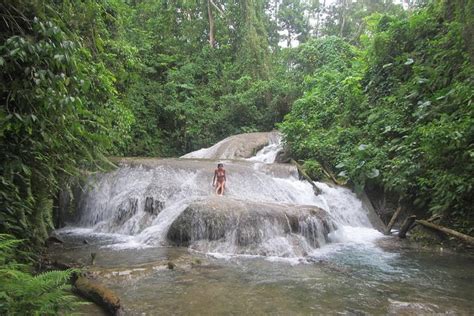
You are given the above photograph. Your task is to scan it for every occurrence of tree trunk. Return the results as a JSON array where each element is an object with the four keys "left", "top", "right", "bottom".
[
  {"left": 415, "top": 220, "right": 474, "bottom": 245},
  {"left": 384, "top": 206, "right": 402, "bottom": 235},
  {"left": 315, "top": 0, "right": 326, "bottom": 37},
  {"left": 398, "top": 215, "right": 416, "bottom": 238},
  {"left": 207, "top": 0, "right": 215, "bottom": 47},
  {"left": 74, "top": 276, "right": 124, "bottom": 315},
  {"left": 427, "top": 214, "right": 441, "bottom": 223},
  {"left": 339, "top": 0, "right": 347, "bottom": 37},
  {"left": 339, "top": 15, "right": 346, "bottom": 37},
  {"left": 320, "top": 163, "right": 343, "bottom": 185}
]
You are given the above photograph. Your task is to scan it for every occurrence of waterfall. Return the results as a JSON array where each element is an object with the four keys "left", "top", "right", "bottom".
[
  {"left": 246, "top": 133, "right": 283, "bottom": 163},
  {"left": 60, "top": 132, "right": 382, "bottom": 258}
]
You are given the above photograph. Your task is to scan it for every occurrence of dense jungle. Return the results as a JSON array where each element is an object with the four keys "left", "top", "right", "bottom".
[{"left": 0, "top": 0, "right": 473, "bottom": 314}]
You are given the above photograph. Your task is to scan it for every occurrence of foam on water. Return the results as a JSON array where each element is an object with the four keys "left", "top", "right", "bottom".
[
  {"left": 247, "top": 135, "right": 283, "bottom": 163},
  {"left": 329, "top": 225, "right": 384, "bottom": 244},
  {"left": 59, "top": 133, "right": 384, "bottom": 258}
]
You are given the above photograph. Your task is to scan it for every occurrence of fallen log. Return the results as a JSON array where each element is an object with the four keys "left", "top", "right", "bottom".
[
  {"left": 290, "top": 159, "right": 322, "bottom": 195},
  {"left": 74, "top": 276, "right": 124, "bottom": 316},
  {"left": 426, "top": 214, "right": 441, "bottom": 223},
  {"left": 39, "top": 256, "right": 125, "bottom": 315},
  {"left": 415, "top": 220, "right": 474, "bottom": 246},
  {"left": 320, "top": 163, "right": 345, "bottom": 186},
  {"left": 384, "top": 206, "right": 402, "bottom": 235},
  {"left": 398, "top": 215, "right": 416, "bottom": 238},
  {"left": 321, "top": 166, "right": 337, "bottom": 184}
]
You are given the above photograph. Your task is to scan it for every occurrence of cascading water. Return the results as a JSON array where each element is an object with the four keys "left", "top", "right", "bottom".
[
  {"left": 60, "top": 132, "right": 383, "bottom": 259},
  {"left": 52, "top": 133, "right": 474, "bottom": 314}
]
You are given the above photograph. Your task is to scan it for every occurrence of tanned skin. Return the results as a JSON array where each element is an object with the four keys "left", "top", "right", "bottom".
[{"left": 212, "top": 163, "right": 226, "bottom": 196}]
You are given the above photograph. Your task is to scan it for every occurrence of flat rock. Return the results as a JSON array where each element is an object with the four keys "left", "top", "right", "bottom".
[{"left": 167, "top": 197, "right": 333, "bottom": 252}]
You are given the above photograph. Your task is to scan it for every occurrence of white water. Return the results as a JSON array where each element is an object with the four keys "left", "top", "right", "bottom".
[
  {"left": 246, "top": 134, "right": 283, "bottom": 163},
  {"left": 60, "top": 134, "right": 383, "bottom": 258}
]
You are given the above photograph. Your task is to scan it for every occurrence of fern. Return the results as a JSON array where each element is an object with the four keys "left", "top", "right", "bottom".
[{"left": 0, "top": 234, "right": 82, "bottom": 315}]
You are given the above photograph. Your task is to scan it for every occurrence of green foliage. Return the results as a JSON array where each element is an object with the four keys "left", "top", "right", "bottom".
[
  {"left": 2, "top": 0, "right": 472, "bottom": 248},
  {"left": 281, "top": 1, "right": 474, "bottom": 232},
  {"left": 0, "top": 1, "right": 132, "bottom": 245},
  {"left": 277, "top": 0, "right": 310, "bottom": 47},
  {"left": 280, "top": 36, "right": 365, "bottom": 166},
  {"left": 117, "top": 0, "right": 290, "bottom": 155},
  {"left": 322, "top": 0, "right": 405, "bottom": 44},
  {"left": 302, "top": 159, "right": 325, "bottom": 181},
  {"left": 0, "top": 234, "right": 80, "bottom": 315}
]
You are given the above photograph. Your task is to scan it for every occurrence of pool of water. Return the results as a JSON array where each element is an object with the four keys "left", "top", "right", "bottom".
[{"left": 49, "top": 234, "right": 474, "bottom": 315}]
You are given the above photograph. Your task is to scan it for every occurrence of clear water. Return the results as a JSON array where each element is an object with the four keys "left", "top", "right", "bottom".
[
  {"left": 49, "top": 237, "right": 474, "bottom": 315},
  {"left": 54, "top": 134, "right": 474, "bottom": 314}
]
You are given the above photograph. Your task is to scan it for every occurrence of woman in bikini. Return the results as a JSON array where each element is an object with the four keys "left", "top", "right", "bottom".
[{"left": 212, "top": 163, "right": 226, "bottom": 196}]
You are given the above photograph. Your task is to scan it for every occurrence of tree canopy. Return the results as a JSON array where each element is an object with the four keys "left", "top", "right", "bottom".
[{"left": 0, "top": 0, "right": 472, "bottom": 248}]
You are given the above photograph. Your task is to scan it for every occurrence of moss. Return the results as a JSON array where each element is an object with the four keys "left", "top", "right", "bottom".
[{"left": 74, "top": 276, "right": 122, "bottom": 315}]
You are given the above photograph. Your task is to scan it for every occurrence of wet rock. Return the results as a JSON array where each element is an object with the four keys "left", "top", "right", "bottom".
[
  {"left": 155, "top": 200, "right": 165, "bottom": 212},
  {"left": 116, "top": 198, "right": 138, "bottom": 224},
  {"left": 167, "top": 197, "right": 332, "bottom": 251},
  {"left": 144, "top": 197, "right": 164, "bottom": 215},
  {"left": 45, "top": 235, "right": 64, "bottom": 247},
  {"left": 181, "top": 131, "right": 280, "bottom": 159},
  {"left": 387, "top": 299, "right": 438, "bottom": 315},
  {"left": 357, "top": 189, "right": 386, "bottom": 232},
  {"left": 144, "top": 197, "right": 154, "bottom": 214},
  {"left": 274, "top": 148, "right": 291, "bottom": 163},
  {"left": 90, "top": 252, "right": 97, "bottom": 265}
]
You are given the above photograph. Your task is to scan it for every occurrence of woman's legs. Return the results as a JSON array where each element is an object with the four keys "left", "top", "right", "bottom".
[{"left": 216, "top": 181, "right": 225, "bottom": 196}]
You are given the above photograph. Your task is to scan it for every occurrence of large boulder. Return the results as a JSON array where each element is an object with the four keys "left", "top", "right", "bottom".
[
  {"left": 181, "top": 131, "right": 280, "bottom": 160},
  {"left": 167, "top": 197, "right": 333, "bottom": 255}
]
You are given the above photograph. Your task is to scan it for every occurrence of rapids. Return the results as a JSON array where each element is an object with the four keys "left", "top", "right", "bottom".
[
  {"left": 52, "top": 132, "right": 474, "bottom": 314},
  {"left": 61, "top": 132, "right": 380, "bottom": 257}
]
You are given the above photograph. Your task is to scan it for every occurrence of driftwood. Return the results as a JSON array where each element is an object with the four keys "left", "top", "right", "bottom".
[
  {"left": 39, "top": 256, "right": 125, "bottom": 315},
  {"left": 384, "top": 206, "right": 402, "bottom": 235},
  {"left": 415, "top": 220, "right": 474, "bottom": 246},
  {"left": 74, "top": 276, "right": 124, "bottom": 315},
  {"left": 398, "top": 215, "right": 416, "bottom": 238},
  {"left": 290, "top": 159, "right": 322, "bottom": 195},
  {"left": 320, "top": 163, "right": 344, "bottom": 186}
]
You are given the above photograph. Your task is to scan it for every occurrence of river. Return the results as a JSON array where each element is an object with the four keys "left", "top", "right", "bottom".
[{"left": 51, "top": 132, "right": 474, "bottom": 314}]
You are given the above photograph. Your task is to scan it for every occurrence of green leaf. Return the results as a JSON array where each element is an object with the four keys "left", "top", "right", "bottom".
[
  {"left": 366, "top": 168, "right": 380, "bottom": 178},
  {"left": 9, "top": 48, "right": 20, "bottom": 56},
  {"left": 13, "top": 113, "right": 22, "bottom": 121}
]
